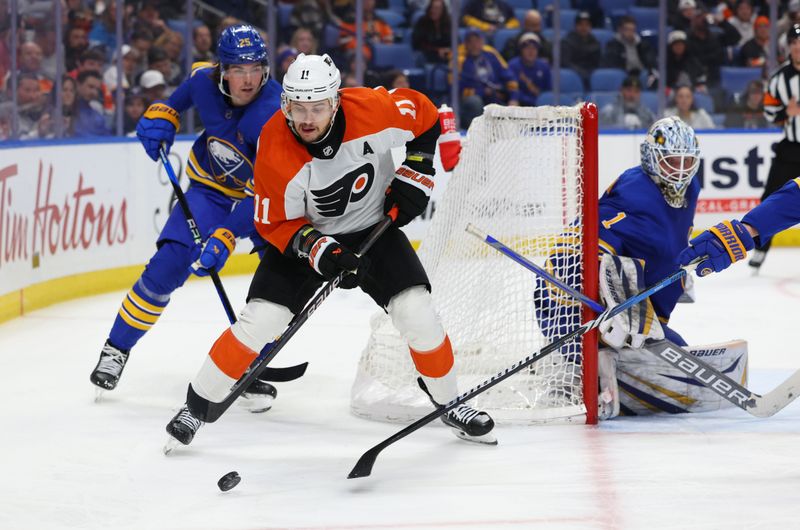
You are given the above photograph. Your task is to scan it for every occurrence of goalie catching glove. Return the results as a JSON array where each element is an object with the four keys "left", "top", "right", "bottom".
[
  {"left": 191, "top": 227, "right": 235, "bottom": 277},
  {"left": 136, "top": 101, "right": 180, "bottom": 161},
  {"left": 384, "top": 156, "right": 434, "bottom": 227},
  {"left": 292, "top": 226, "right": 364, "bottom": 289},
  {"left": 598, "top": 254, "right": 664, "bottom": 349},
  {"left": 678, "top": 220, "right": 755, "bottom": 277}
]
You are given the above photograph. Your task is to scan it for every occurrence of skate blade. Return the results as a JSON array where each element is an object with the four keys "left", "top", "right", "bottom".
[
  {"left": 451, "top": 428, "right": 498, "bottom": 446},
  {"left": 237, "top": 394, "right": 274, "bottom": 414},
  {"left": 94, "top": 387, "right": 105, "bottom": 403},
  {"left": 163, "top": 436, "right": 182, "bottom": 455}
]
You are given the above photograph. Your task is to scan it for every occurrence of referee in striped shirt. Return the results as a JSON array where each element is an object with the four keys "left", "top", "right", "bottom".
[{"left": 757, "top": 23, "right": 800, "bottom": 271}]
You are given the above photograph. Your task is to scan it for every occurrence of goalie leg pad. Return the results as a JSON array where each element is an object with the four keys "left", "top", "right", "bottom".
[
  {"left": 616, "top": 339, "right": 749, "bottom": 415},
  {"left": 598, "top": 348, "right": 620, "bottom": 420},
  {"left": 192, "top": 299, "right": 292, "bottom": 403}
]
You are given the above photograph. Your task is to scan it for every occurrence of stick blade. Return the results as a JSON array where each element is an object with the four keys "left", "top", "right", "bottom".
[
  {"left": 749, "top": 368, "right": 800, "bottom": 418},
  {"left": 347, "top": 446, "right": 382, "bottom": 479},
  {"left": 259, "top": 362, "right": 309, "bottom": 382}
]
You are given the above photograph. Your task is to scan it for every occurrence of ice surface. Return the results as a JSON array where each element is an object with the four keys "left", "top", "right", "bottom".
[{"left": 2, "top": 250, "right": 800, "bottom": 530}]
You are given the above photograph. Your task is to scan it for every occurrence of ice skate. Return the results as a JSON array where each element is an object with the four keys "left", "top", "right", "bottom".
[
  {"left": 237, "top": 378, "right": 277, "bottom": 413},
  {"left": 90, "top": 341, "right": 130, "bottom": 399},
  {"left": 749, "top": 249, "right": 766, "bottom": 275},
  {"left": 440, "top": 402, "right": 497, "bottom": 445},
  {"left": 164, "top": 405, "right": 203, "bottom": 454}
]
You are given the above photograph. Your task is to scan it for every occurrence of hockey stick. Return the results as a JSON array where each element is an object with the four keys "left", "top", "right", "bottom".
[
  {"left": 348, "top": 267, "right": 687, "bottom": 479},
  {"left": 158, "top": 146, "right": 306, "bottom": 383},
  {"left": 196, "top": 207, "right": 399, "bottom": 423},
  {"left": 468, "top": 224, "right": 800, "bottom": 418}
]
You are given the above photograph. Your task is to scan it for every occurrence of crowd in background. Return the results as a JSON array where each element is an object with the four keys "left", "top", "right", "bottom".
[{"left": 0, "top": 0, "right": 790, "bottom": 140}]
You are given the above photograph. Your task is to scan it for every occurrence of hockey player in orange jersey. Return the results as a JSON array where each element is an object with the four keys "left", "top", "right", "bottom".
[{"left": 165, "top": 53, "right": 496, "bottom": 447}]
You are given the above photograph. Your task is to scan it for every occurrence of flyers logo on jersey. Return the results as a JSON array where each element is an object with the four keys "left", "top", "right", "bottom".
[
  {"left": 207, "top": 137, "right": 251, "bottom": 188},
  {"left": 310, "top": 163, "right": 375, "bottom": 217},
  {"left": 395, "top": 99, "right": 417, "bottom": 118}
]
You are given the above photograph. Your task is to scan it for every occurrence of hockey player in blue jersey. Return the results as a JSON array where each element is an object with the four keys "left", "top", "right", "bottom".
[
  {"left": 90, "top": 25, "right": 282, "bottom": 412},
  {"left": 678, "top": 177, "right": 800, "bottom": 276}
]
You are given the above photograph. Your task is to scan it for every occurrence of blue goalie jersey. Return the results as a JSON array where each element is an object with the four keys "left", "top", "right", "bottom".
[{"left": 166, "top": 62, "right": 282, "bottom": 198}]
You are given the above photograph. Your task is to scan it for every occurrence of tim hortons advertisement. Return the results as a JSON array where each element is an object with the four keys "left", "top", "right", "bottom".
[{"left": 0, "top": 130, "right": 786, "bottom": 296}]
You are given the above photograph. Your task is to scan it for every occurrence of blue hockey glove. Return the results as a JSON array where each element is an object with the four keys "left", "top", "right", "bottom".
[
  {"left": 136, "top": 102, "right": 180, "bottom": 161},
  {"left": 678, "top": 220, "right": 755, "bottom": 277},
  {"left": 191, "top": 227, "right": 236, "bottom": 277}
]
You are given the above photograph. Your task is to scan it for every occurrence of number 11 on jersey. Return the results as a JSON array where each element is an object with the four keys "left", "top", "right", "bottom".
[{"left": 254, "top": 194, "right": 270, "bottom": 224}]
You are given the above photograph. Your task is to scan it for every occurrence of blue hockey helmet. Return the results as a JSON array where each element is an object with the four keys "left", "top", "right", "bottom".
[
  {"left": 217, "top": 24, "right": 268, "bottom": 66},
  {"left": 216, "top": 24, "right": 270, "bottom": 99}
]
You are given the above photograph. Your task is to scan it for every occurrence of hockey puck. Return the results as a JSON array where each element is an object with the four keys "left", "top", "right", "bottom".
[{"left": 217, "top": 471, "right": 241, "bottom": 492}]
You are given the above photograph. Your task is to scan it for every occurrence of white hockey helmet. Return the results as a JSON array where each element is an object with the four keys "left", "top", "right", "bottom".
[
  {"left": 640, "top": 116, "right": 700, "bottom": 208},
  {"left": 281, "top": 53, "right": 342, "bottom": 142}
]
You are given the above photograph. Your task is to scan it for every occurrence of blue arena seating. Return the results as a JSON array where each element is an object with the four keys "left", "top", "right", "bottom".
[{"left": 589, "top": 68, "right": 627, "bottom": 92}]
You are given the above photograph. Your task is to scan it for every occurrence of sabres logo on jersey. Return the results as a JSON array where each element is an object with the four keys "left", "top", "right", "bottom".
[
  {"left": 310, "top": 163, "right": 374, "bottom": 217},
  {"left": 207, "top": 136, "right": 252, "bottom": 188}
]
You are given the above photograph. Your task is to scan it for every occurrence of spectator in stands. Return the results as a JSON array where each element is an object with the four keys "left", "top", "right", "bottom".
[
  {"left": 73, "top": 70, "right": 110, "bottom": 137},
  {"left": 724, "top": 78, "right": 768, "bottom": 128},
  {"left": 130, "top": 28, "right": 154, "bottom": 79},
  {"left": 89, "top": 1, "right": 121, "bottom": 57},
  {"left": 663, "top": 84, "right": 716, "bottom": 129},
  {"left": 103, "top": 45, "right": 140, "bottom": 93},
  {"left": 501, "top": 9, "right": 552, "bottom": 64},
  {"left": 15, "top": 72, "right": 52, "bottom": 139},
  {"left": 339, "top": 0, "right": 393, "bottom": 62},
  {"left": 275, "top": 48, "right": 299, "bottom": 84},
  {"left": 670, "top": 0, "right": 698, "bottom": 32},
  {"left": 138, "top": 69, "right": 167, "bottom": 104},
  {"left": 34, "top": 25, "right": 58, "bottom": 81},
  {"left": 289, "top": 0, "right": 334, "bottom": 41},
  {"left": 55, "top": 75, "right": 79, "bottom": 137},
  {"left": 147, "top": 47, "right": 179, "bottom": 93},
  {"left": 462, "top": 0, "right": 520, "bottom": 35},
  {"left": 69, "top": 48, "right": 115, "bottom": 113},
  {"left": 290, "top": 27, "right": 319, "bottom": 56},
  {"left": 726, "top": 0, "right": 757, "bottom": 46},
  {"left": 64, "top": 24, "right": 90, "bottom": 71},
  {"left": 739, "top": 15, "right": 769, "bottom": 68},
  {"left": 778, "top": 0, "right": 800, "bottom": 37},
  {"left": 133, "top": 0, "right": 168, "bottom": 39},
  {"left": 562, "top": 11, "right": 602, "bottom": 90},
  {"left": 193, "top": 25, "right": 216, "bottom": 63},
  {"left": 412, "top": 0, "right": 453, "bottom": 64},
  {"left": 123, "top": 93, "right": 147, "bottom": 135},
  {"left": 602, "top": 15, "right": 656, "bottom": 81},
  {"left": 599, "top": 74, "right": 655, "bottom": 130},
  {"left": 508, "top": 33, "right": 551, "bottom": 107},
  {"left": 459, "top": 29, "right": 519, "bottom": 128},
  {"left": 667, "top": 30, "right": 708, "bottom": 92},
  {"left": 16, "top": 42, "right": 53, "bottom": 95},
  {"left": 342, "top": 72, "right": 359, "bottom": 87},
  {"left": 687, "top": 12, "right": 725, "bottom": 88},
  {"left": 383, "top": 69, "right": 410, "bottom": 89},
  {"left": 154, "top": 30, "right": 185, "bottom": 80}
]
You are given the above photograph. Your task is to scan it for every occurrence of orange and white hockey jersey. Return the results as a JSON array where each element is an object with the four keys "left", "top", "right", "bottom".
[{"left": 252, "top": 86, "right": 439, "bottom": 253}]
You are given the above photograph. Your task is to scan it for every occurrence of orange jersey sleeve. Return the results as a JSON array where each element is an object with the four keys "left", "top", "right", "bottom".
[
  {"left": 338, "top": 87, "right": 438, "bottom": 144},
  {"left": 253, "top": 112, "right": 312, "bottom": 253}
]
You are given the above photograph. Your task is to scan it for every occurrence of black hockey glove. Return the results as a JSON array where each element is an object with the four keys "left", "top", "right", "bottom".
[
  {"left": 292, "top": 226, "right": 363, "bottom": 289},
  {"left": 384, "top": 158, "right": 434, "bottom": 227}
]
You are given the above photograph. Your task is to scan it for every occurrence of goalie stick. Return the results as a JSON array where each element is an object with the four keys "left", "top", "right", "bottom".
[
  {"left": 348, "top": 267, "right": 687, "bottom": 479},
  {"left": 159, "top": 146, "right": 306, "bottom": 383},
  {"left": 468, "top": 224, "right": 800, "bottom": 418},
  {"left": 194, "top": 207, "right": 399, "bottom": 424}
]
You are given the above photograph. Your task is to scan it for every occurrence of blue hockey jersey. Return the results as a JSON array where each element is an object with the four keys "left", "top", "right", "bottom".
[
  {"left": 166, "top": 63, "right": 282, "bottom": 198},
  {"left": 742, "top": 177, "right": 800, "bottom": 242},
  {"left": 598, "top": 166, "right": 700, "bottom": 323}
]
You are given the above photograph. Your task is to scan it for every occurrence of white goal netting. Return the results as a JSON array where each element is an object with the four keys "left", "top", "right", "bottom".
[{"left": 351, "top": 104, "right": 597, "bottom": 425}]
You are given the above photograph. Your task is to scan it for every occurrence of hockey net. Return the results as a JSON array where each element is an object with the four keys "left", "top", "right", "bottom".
[{"left": 351, "top": 103, "right": 599, "bottom": 425}]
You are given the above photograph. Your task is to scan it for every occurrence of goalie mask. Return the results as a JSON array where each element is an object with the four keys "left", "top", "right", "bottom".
[
  {"left": 281, "top": 53, "right": 341, "bottom": 143},
  {"left": 640, "top": 116, "right": 700, "bottom": 208}
]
